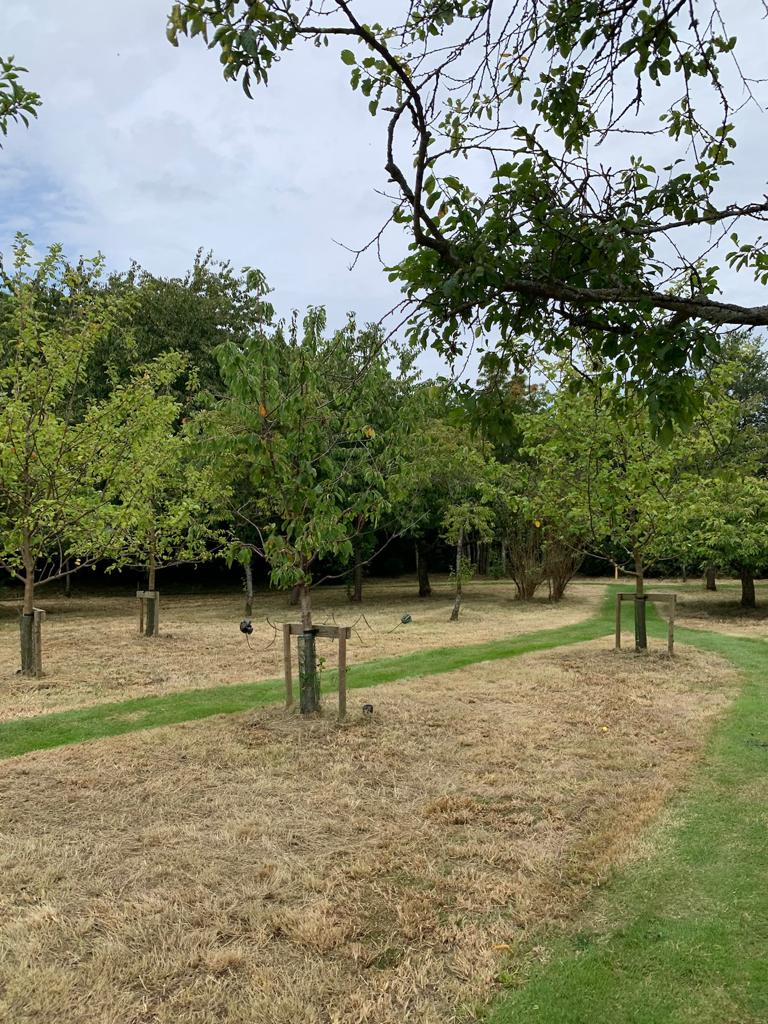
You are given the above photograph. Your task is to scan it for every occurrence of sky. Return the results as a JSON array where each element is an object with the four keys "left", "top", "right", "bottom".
[
  {"left": 0, "top": 1, "right": 406, "bottom": 332},
  {"left": 1, "top": 1, "right": 767, "bottom": 370}
]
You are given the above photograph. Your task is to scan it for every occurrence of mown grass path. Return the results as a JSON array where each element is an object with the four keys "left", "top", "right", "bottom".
[
  {"left": 0, "top": 586, "right": 621, "bottom": 760},
  {"left": 486, "top": 616, "right": 768, "bottom": 1024}
]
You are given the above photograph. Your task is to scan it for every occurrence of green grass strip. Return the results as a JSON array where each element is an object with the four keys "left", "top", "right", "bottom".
[
  {"left": 485, "top": 612, "right": 768, "bottom": 1024},
  {"left": 0, "top": 586, "right": 619, "bottom": 760}
]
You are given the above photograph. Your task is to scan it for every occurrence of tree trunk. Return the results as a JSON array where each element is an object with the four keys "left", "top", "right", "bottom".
[
  {"left": 450, "top": 528, "right": 464, "bottom": 622},
  {"left": 297, "top": 581, "right": 320, "bottom": 714},
  {"left": 19, "top": 540, "right": 38, "bottom": 677},
  {"left": 634, "top": 550, "right": 648, "bottom": 652},
  {"left": 145, "top": 549, "right": 158, "bottom": 637},
  {"left": 244, "top": 563, "right": 254, "bottom": 618},
  {"left": 350, "top": 533, "right": 364, "bottom": 602},
  {"left": 681, "top": 562, "right": 687, "bottom": 584},
  {"left": 64, "top": 561, "right": 72, "bottom": 599},
  {"left": 500, "top": 540, "right": 507, "bottom": 577},
  {"left": 289, "top": 583, "right": 301, "bottom": 606},
  {"left": 705, "top": 566, "right": 717, "bottom": 591},
  {"left": 416, "top": 540, "right": 431, "bottom": 598},
  {"left": 740, "top": 569, "right": 756, "bottom": 609}
]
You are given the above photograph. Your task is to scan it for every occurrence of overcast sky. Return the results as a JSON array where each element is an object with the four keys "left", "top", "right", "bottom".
[{"left": 1, "top": 1, "right": 767, "bottom": 367}]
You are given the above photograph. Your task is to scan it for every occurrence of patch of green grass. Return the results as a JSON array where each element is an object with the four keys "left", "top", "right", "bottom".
[
  {"left": 484, "top": 616, "right": 768, "bottom": 1024},
  {"left": 0, "top": 586, "right": 619, "bottom": 760}
]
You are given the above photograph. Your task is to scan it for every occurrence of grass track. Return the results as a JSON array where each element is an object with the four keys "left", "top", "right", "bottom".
[
  {"left": 485, "top": 616, "right": 768, "bottom": 1024},
  {"left": 0, "top": 587, "right": 622, "bottom": 760}
]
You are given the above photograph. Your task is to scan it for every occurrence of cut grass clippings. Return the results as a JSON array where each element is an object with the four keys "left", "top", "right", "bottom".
[
  {"left": 484, "top": 617, "right": 768, "bottom": 1024},
  {"left": 0, "top": 586, "right": 621, "bottom": 760}
]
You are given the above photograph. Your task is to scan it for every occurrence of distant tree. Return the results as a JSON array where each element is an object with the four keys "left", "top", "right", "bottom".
[
  {"left": 0, "top": 238, "right": 180, "bottom": 674},
  {"left": 530, "top": 365, "right": 735, "bottom": 648}
]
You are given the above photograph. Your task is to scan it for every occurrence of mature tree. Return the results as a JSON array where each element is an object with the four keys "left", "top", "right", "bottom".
[
  {"left": 206, "top": 307, "right": 407, "bottom": 713},
  {"left": 170, "top": 1, "right": 768, "bottom": 418},
  {"left": 679, "top": 475, "right": 768, "bottom": 609},
  {"left": 0, "top": 57, "right": 40, "bottom": 142},
  {"left": 0, "top": 238, "right": 180, "bottom": 674}
]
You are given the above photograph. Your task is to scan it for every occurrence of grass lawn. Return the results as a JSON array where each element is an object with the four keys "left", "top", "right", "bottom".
[
  {"left": 0, "top": 639, "right": 734, "bottom": 1024},
  {"left": 485, "top": 616, "right": 768, "bottom": 1024},
  {"left": 0, "top": 580, "right": 765, "bottom": 1022}
]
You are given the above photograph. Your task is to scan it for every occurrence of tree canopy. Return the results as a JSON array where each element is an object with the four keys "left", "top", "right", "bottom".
[{"left": 169, "top": 1, "right": 768, "bottom": 420}]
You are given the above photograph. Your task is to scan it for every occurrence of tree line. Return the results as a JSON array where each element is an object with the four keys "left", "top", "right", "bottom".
[{"left": 2, "top": 236, "right": 768, "bottom": 681}]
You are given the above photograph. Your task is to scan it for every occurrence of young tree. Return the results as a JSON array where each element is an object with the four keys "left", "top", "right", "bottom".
[
  {"left": 530, "top": 365, "right": 735, "bottom": 649},
  {"left": 170, "top": 2, "right": 768, "bottom": 416},
  {"left": 106, "top": 424, "right": 223, "bottom": 635},
  {"left": 0, "top": 238, "right": 181, "bottom": 674},
  {"left": 207, "top": 307, "right": 408, "bottom": 713}
]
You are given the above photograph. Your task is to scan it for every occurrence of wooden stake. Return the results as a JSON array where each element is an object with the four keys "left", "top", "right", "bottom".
[
  {"left": 338, "top": 631, "right": 347, "bottom": 720},
  {"left": 33, "top": 608, "right": 45, "bottom": 677},
  {"left": 615, "top": 593, "right": 622, "bottom": 650},
  {"left": 667, "top": 595, "right": 676, "bottom": 655},
  {"left": 283, "top": 623, "right": 293, "bottom": 707}
]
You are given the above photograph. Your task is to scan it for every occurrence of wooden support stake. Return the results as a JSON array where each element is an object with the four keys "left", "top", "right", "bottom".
[
  {"left": 615, "top": 594, "right": 622, "bottom": 650},
  {"left": 338, "top": 631, "right": 347, "bottom": 720},
  {"left": 667, "top": 595, "right": 676, "bottom": 655},
  {"left": 283, "top": 623, "right": 293, "bottom": 707},
  {"left": 33, "top": 608, "right": 45, "bottom": 677},
  {"left": 138, "top": 592, "right": 144, "bottom": 636}
]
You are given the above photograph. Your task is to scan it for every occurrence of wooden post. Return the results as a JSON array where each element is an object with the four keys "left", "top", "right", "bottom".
[
  {"left": 338, "top": 630, "right": 347, "bottom": 720},
  {"left": 283, "top": 623, "right": 293, "bottom": 707},
  {"left": 33, "top": 608, "right": 45, "bottom": 677},
  {"left": 615, "top": 593, "right": 622, "bottom": 650},
  {"left": 137, "top": 591, "right": 159, "bottom": 636},
  {"left": 667, "top": 595, "right": 676, "bottom": 655}
]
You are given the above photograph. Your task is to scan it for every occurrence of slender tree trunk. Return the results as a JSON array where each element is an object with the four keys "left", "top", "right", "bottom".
[
  {"left": 244, "top": 563, "right": 254, "bottom": 618},
  {"left": 350, "top": 532, "right": 364, "bottom": 602},
  {"left": 450, "top": 528, "right": 464, "bottom": 622},
  {"left": 681, "top": 562, "right": 687, "bottom": 584},
  {"left": 634, "top": 549, "right": 648, "bottom": 652},
  {"left": 500, "top": 540, "right": 507, "bottom": 578},
  {"left": 289, "top": 583, "right": 301, "bottom": 606},
  {"left": 705, "top": 566, "right": 717, "bottom": 591},
  {"left": 19, "top": 568, "right": 36, "bottom": 677},
  {"left": 297, "top": 579, "right": 320, "bottom": 714},
  {"left": 64, "top": 560, "right": 72, "bottom": 599},
  {"left": 416, "top": 539, "right": 431, "bottom": 598},
  {"left": 145, "top": 545, "right": 158, "bottom": 637},
  {"left": 740, "top": 568, "right": 756, "bottom": 609}
]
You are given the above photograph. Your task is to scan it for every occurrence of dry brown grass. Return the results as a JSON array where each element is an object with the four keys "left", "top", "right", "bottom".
[
  {"left": 0, "top": 640, "right": 736, "bottom": 1024},
  {"left": 667, "top": 582, "right": 768, "bottom": 638},
  {"left": 0, "top": 578, "right": 602, "bottom": 721}
]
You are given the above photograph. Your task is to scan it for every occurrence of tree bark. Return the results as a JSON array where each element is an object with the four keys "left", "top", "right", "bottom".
[
  {"left": 705, "top": 566, "right": 717, "bottom": 591},
  {"left": 740, "top": 569, "right": 756, "bottom": 609},
  {"left": 450, "top": 528, "right": 464, "bottom": 622},
  {"left": 244, "top": 563, "right": 254, "bottom": 618},
  {"left": 19, "top": 538, "right": 38, "bottom": 676},
  {"left": 634, "top": 549, "right": 648, "bottom": 652},
  {"left": 500, "top": 540, "right": 507, "bottom": 577},
  {"left": 416, "top": 539, "right": 431, "bottom": 598},
  {"left": 145, "top": 548, "right": 158, "bottom": 637},
  {"left": 350, "top": 532, "right": 364, "bottom": 602},
  {"left": 296, "top": 580, "right": 320, "bottom": 714},
  {"left": 64, "top": 561, "right": 72, "bottom": 599},
  {"left": 289, "top": 584, "right": 301, "bottom": 606}
]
